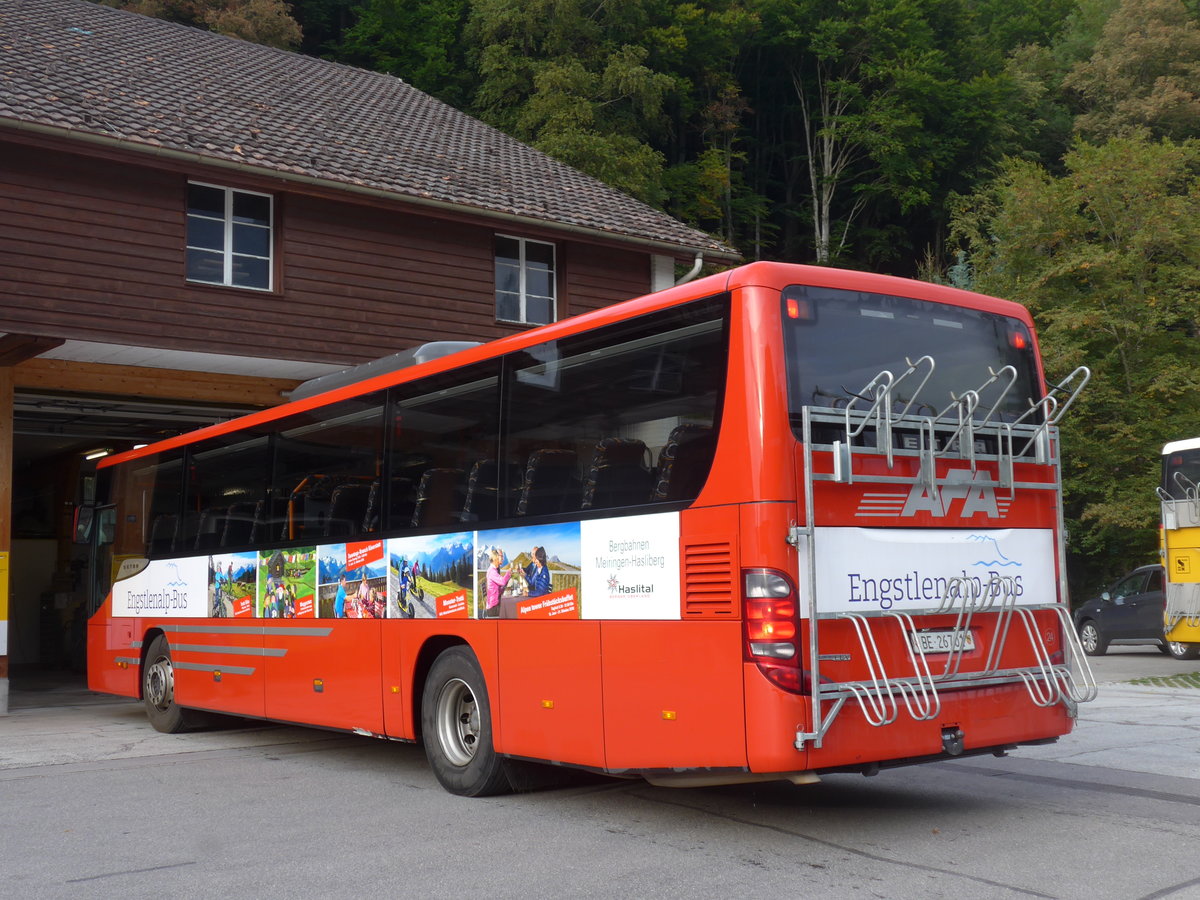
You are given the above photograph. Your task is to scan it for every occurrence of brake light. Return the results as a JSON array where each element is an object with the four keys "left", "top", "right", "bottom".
[{"left": 744, "top": 568, "right": 805, "bottom": 693}]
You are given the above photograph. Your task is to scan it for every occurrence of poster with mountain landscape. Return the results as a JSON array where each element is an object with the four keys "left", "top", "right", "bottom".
[
  {"left": 386, "top": 533, "right": 474, "bottom": 618},
  {"left": 474, "top": 523, "right": 582, "bottom": 619}
]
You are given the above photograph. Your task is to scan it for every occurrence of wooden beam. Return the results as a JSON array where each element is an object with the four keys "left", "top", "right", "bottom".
[
  {"left": 12, "top": 358, "right": 299, "bottom": 408},
  {"left": 0, "top": 334, "right": 65, "bottom": 367}
]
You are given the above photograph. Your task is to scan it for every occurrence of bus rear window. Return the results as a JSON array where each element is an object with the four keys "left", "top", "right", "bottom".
[
  {"left": 781, "top": 285, "right": 1042, "bottom": 433},
  {"left": 1163, "top": 449, "right": 1200, "bottom": 499}
]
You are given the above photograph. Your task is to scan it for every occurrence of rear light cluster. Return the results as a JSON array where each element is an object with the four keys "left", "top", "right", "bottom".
[{"left": 744, "top": 568, "right": 805, "bottom": 693}]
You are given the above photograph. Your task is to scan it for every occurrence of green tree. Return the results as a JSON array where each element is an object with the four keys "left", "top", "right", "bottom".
[
  {"left": 756, "top": 0, "right": 1041, "bottom": 267},
  {"left": 648, "top": 1, "right": 765, "bottom": 248},
  {"left": 465, "top": 0, "right": 673, "bottom": 205},
  {"left": 102, "top": 0, "right": 303, "bottom": 48},
  {"left": 337, "top": 0, "right": 473, "bottom": 106},
  {"left": 951, "top": 131, "right": 1200, "bottom": 593},
  {"left": 1065, "top": 0, "right": 1200, "bottom": 141}
]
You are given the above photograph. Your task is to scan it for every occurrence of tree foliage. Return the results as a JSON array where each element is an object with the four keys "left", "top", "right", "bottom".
[
  {"left": 103, "top": 0, "right": 303, "bottom": 48},
  {"left": 951, "top": 132, "right": 1200, "bottom": 590},
  {"left": 116, "top": 0, "right": 1200, "bottom": 592},
  {"left": 1065, "top": 0, "right": 1200, "bottom": 141}
]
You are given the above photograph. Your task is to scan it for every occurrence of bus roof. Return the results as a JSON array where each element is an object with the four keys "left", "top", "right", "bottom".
[{"left": 1163, "top": 438, "right": 1200, "bottom": 456}]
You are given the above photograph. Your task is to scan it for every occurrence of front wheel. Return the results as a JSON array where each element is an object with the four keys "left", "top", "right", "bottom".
[
  {"left": 1078, "top": 621, "right": 1108, "bottom": 657},
  {"left": 420, "top": 646, "right": 511, "bottom": 796},
  {"left": 1166, "top": 640, "right": 1200, "bottom": 661},
  {"left": 142, "top": 634, "right": 200, "bottom": 733}
]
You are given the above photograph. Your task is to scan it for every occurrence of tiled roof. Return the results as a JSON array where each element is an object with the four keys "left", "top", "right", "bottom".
[{"left": 0, "top": 0, "right": 737, "bottom": 258}]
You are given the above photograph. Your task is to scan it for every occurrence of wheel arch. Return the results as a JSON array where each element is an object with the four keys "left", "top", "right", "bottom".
[
  {"left": 137, "top": 626, "right": 168, "bottom": 701},
  {"left": 411, "top": 635, "right": 473, "bottom": 740}
]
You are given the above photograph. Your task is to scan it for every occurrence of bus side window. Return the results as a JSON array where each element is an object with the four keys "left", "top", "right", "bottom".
[
  {"left": 503, "top": 295, "right": 728, "bottom": 517},
  {"left": 389, "top": 362, "right": 501, "bottom": 531},
  {"left": 270, "top": 393, "right": 386, "bottom": 541},
  {"left": 139, "top": 449, "right": 186, "bottom": 558},
  {"left": 184, "top": 432, "right": 270, "bottom": 553}
]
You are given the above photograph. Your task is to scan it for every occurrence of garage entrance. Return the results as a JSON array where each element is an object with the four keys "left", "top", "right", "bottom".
[{"left": 8, "top": 390, "right": 258, "bottom": 675}]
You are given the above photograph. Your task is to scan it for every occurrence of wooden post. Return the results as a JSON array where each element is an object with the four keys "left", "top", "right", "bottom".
[{"left": 0, "top": 365, "right": 13, "bottom": 715}]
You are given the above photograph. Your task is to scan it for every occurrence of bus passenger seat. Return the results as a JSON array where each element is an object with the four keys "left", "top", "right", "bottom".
[
  {"left": 221, "top": 501, "right": 258, "bottom": 547},
  {"left": 411, "top": 468, "right": 464, "bottom": 528},
  {"left": 460, "top": 459, "right": 497, "bottom": 522},
  {"left": 516, "top": 449, "right": 579, "bottom": 516},
  {"left": 325, "top": 482, "right": 374, "bottom": 537},
  {"left": 194, "top": 507, "right": 226, "bottom": 551},
  {"left": 250, "top": 497, "right": 286, "bottom": 544},
  {"left": 581, "top": 438, "right": 653, "bottom": 509},
  {"left": 148, "top": 513, "right": 179, "bottom": 555},
  {"left": 652, "top": 424, "right": 717, "bottom": 502},
  {"left": 461, "top": 460, "right": 519, "bottom": 522},
  {"left": 362, "top": 480, "right": 383, "bottom": 533}
]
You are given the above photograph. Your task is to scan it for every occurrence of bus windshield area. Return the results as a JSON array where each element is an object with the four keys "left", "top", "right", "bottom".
[{"left": 781, "top": 284, "right": 1042, "bottom": 435}]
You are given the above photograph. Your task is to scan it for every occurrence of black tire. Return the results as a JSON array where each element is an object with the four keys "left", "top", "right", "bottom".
[
  {"left": 142, "top": 634, "right": 199, "bottom": 733},
  {"left": 1166, "top": 640, "right": 1200, "bottom": 661},
  {"left": 421, "top": 646, "right": 511, "bottom": 797},
  {"left": 1078, "top": 620, "right": 1108, "bottom": 657}
]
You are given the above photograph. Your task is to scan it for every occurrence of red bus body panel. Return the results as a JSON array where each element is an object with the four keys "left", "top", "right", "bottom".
[{"left": 86, "top": 261, "right": 1081, "bottom": 788}]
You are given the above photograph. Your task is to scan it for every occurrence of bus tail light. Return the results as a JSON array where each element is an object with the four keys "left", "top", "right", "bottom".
[{"left": 744, "top": 568, "right": 805, "bottom": 693}]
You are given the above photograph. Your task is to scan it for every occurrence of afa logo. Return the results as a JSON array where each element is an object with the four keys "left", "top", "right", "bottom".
[{"left": 856, "top": 467, "right": 1011, "bottom": 519}]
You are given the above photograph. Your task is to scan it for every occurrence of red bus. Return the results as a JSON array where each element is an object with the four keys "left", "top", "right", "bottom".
[{"left": 85, "top": 261, "right": 1095, "bottom": 796}]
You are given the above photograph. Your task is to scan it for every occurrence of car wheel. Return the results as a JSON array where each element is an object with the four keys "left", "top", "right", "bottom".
[
  {"left": 1166, "top": 640, "right": 1200, "bottom": 661},
  {"left": 1078, "top": 620, "right": 1108, "bottom": 656},
  {"left": 421, "top": 646, "right": 512, "bottom": 797}
]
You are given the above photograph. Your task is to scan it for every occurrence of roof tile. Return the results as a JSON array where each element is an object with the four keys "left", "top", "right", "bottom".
[{"left": 0, "top": 0, "right": 737, "bottom": 258}]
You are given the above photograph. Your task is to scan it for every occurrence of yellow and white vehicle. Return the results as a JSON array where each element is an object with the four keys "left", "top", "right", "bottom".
[{"left": 1157, "top": 438, "right": 1200, "bottom": 660}]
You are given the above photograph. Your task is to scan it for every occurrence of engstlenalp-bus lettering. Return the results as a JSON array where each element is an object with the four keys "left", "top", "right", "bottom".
[{"left": 847, "top": 570, "right": 1024, "bottom": 609}]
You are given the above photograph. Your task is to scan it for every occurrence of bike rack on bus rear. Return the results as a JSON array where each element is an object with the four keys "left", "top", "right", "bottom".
[
  {"left": 1158, "top": 475, "right": 1200, "bottom": 631},
  {"left": 793, "top": 361, "right": 1096, "bottom": 751}
]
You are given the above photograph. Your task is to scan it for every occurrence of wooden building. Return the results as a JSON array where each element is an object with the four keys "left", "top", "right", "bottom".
[{"left": 0, "top": 0, "right": 737, "bottom": 711}]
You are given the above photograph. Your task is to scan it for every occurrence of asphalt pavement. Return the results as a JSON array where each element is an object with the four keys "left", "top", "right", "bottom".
[{"left": 3, "top": 649, "right": 1198, "bottom": 780}]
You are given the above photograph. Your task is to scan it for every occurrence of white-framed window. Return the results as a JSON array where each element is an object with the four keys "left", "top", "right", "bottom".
[
  {"left": 186, "top": 182, "right": 274, "bottom": 291},
  {"left": 495, "top": 234, "right": 556, "bottom": 326}
]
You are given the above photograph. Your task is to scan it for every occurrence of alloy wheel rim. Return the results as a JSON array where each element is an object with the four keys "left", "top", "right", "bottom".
[
  {"left": 1081, "top": 625, "right": 1098, "bottom": 653},
  {"left": 145, "top": 655, "right": 175, "bottom": 711},
  {"left": 435, "top": 677, "right": 479, "bottom": 767}
]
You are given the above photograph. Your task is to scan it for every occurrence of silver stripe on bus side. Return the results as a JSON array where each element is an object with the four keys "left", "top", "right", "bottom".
[
  {"left": 171, "top": 644, "right": 288, "bottom": 657},
  {"left": 173, "top": 662, "right": 256, "bottom": 676},
  {"left": 159, "top": 625, "right": 334, "bottom": 637},
  {"left": 114, "top": 657, "right": 140, "bottom": 665}
]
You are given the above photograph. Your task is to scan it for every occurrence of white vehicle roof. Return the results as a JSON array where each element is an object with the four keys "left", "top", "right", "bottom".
[{"left": 1162, "top": 438, "right": 1200, "bottom": 455}]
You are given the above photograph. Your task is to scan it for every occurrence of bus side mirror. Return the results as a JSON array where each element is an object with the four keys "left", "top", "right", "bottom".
[{"left": 73, "top": 505, "right": 95, "bottom": 544}]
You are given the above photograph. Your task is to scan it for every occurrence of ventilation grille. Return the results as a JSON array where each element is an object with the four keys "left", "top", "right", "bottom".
[{"left": 683, "top": 539, "right": 736, "bottom": 617}]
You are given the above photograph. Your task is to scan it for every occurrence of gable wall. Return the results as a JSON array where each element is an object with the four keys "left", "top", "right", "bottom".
[{"left": 0, "top": 139, "right": 656, "bottom": 368}]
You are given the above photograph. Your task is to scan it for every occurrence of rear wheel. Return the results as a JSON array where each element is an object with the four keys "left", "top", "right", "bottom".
[
  {"left": 142, "top": 634, "right": 199, "bottom": 733},
  {"left": 421, "top": 646, "right": 511, "bottom": 797},
  {"left": 1166, "top": 640, "right": 1200, "bottom": 661},
  {"left": 1079, "top": 621, "right": 1108, "bottom": 656}
]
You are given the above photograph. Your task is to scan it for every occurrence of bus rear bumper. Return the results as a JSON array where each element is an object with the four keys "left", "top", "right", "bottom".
[{"left": 797, "top": 680, "right": 1074, "bottom": 773}]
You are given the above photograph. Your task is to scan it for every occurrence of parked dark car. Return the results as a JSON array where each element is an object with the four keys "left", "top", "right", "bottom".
[{"left": 1074, "top": 565, "right": 1200, "bottom": 659}]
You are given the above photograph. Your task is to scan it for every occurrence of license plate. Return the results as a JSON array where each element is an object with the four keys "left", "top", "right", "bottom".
[{"left": 910, "top": 629, "right": 976, "bottom": 654}]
